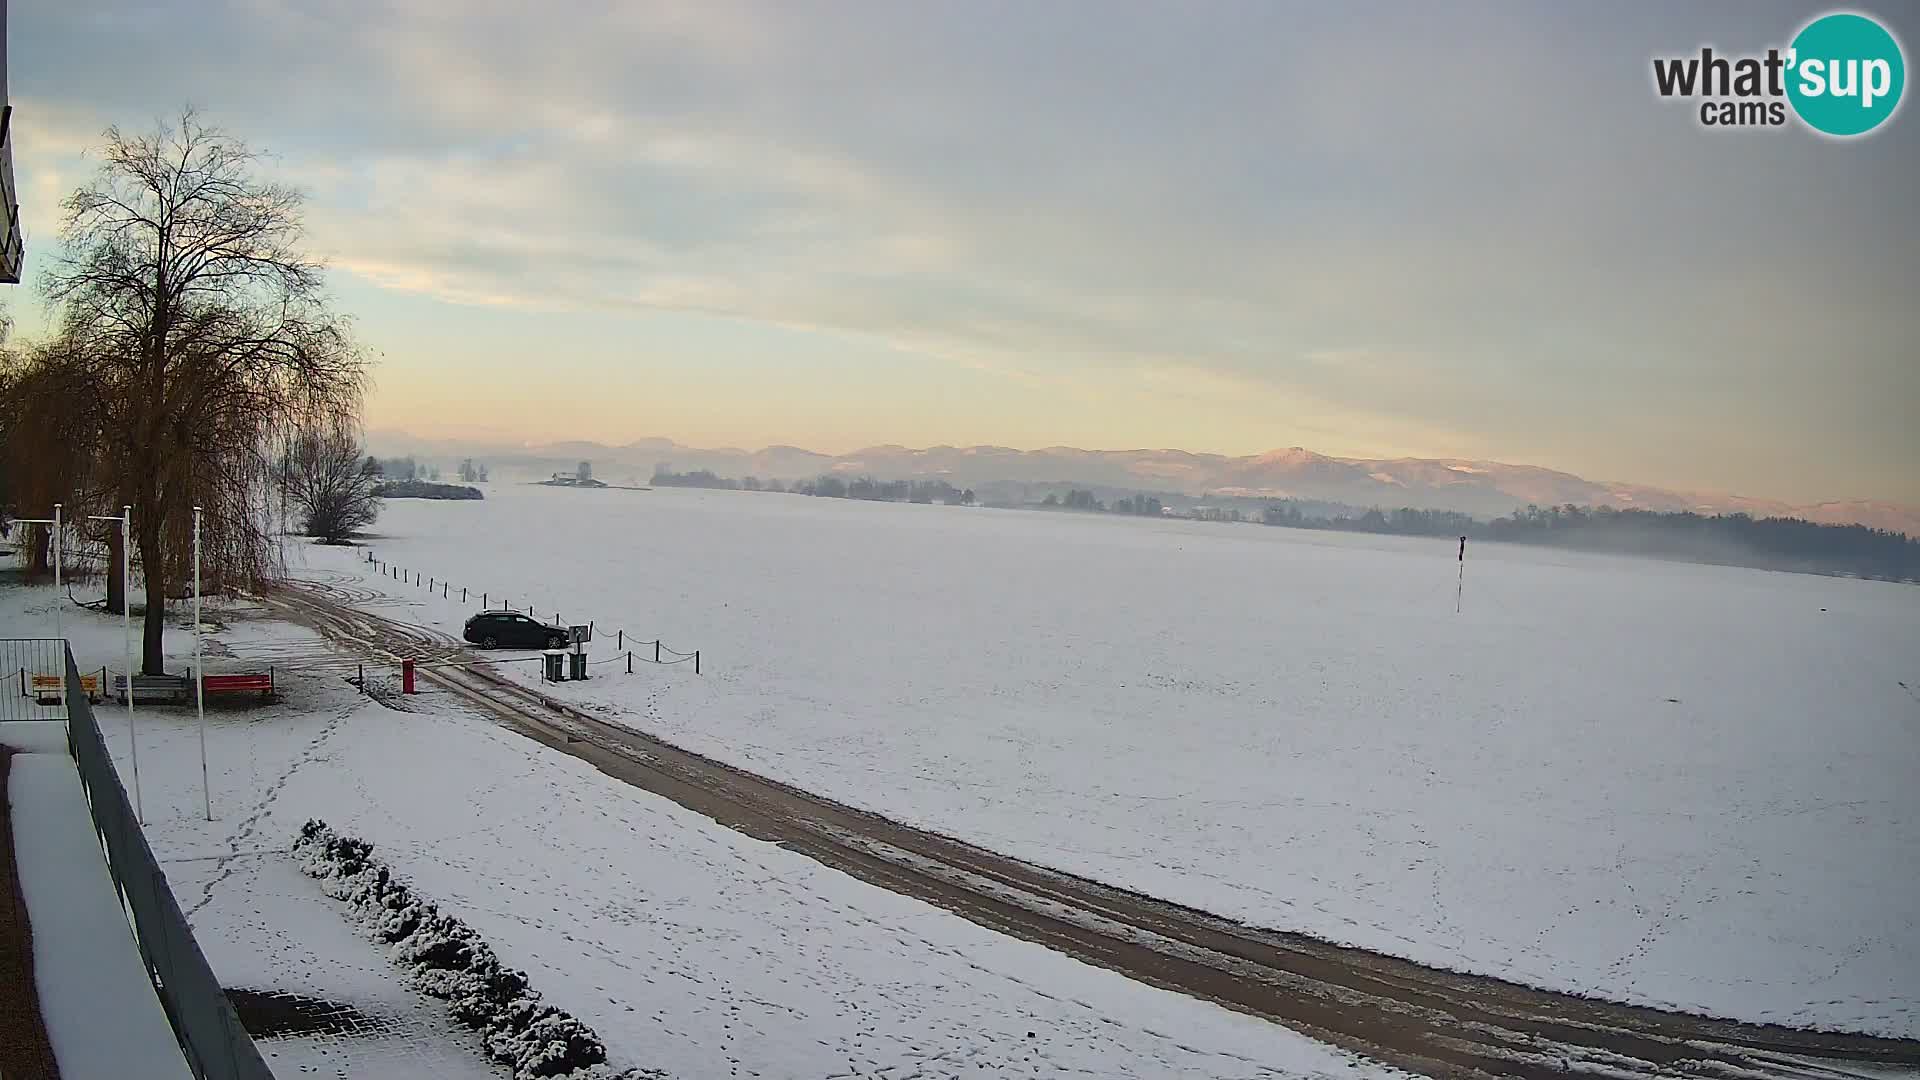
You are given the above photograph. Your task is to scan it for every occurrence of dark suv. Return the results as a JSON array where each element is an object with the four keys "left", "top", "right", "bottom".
[{"left": 463, "top": 610, "right": 569, "bottom": 650}]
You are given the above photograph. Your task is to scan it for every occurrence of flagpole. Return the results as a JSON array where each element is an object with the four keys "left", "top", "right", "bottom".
[
  {"left": 87, "top": 508, "right": 140, "bottom": 822},
  {"left": 52, "top": 503, "right": 62, "bottom": 641},
  {"left": 15, "top": 510, "right": 64, "bottom": 639},
  {"left": 195, "top": 506, "right": 210, "bottom": 821}
]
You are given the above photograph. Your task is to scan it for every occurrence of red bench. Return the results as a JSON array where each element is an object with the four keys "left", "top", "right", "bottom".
[{"left": 201, "top": 671, "right": 275, "bottom": 701}]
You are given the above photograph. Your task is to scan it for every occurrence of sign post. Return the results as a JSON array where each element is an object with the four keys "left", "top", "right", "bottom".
[
  {"left": 568, "top": 624, "right": 591, "bottom": 681},
  {"left": 1456, "top": 535, "right": 1467, "bottom": 614}
]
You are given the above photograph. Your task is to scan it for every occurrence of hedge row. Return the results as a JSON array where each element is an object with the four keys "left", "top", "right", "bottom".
[{"left": 294, "top": 820, "right": 663, "bottom": 1079}]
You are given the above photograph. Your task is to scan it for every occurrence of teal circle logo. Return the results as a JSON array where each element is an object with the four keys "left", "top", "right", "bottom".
[{"left": 1786, "top": 12, "right": 1906, "bottom": 136}]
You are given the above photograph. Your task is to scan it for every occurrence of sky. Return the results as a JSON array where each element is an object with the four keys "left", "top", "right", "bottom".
[{"left": 4, "top": 0, "right": 1917, "bottom": 505}]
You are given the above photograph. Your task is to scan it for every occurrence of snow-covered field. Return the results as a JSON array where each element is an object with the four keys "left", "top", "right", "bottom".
[
  {"left": 304, "top": 483, "right": 1918, "bottom": 1036},
  {"left": 0, "top": 587, "right": 1397, "bottom": 1079}
]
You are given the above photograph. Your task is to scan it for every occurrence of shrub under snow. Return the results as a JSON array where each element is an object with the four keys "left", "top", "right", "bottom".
[{"left": 294, "top": 819, "right": 664, "bottom": 1079}]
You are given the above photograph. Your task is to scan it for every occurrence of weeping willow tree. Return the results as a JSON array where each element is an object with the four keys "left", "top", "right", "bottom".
[
  {"left": 24, "top": 110, "right": 370, "bottom": 673},
  {"left": 0, "top": 334, "right": 115, "bottom": 582}
]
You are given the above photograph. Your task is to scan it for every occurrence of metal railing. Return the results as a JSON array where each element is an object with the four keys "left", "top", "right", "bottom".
[
  {"left": 61, "top": 647, "right": 275, "bottom": 1080},
  {"left": 0, "top": 638, "right": 72, "bottom": 722}
]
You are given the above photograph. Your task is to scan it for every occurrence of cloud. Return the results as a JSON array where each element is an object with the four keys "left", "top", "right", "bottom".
[{"left": 7, "top": 1, "right": 1917, "bottom": 502}]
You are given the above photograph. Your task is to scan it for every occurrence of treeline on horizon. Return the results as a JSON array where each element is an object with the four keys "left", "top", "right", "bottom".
[
  {"left": 1261, "top": 502, "right": 1919, "bottom": 582},
  {"left": 649, "top": 466, "right": 1915, "bottom": 583},
  {"left": 653, "top": 467, "right": 978, "bottom": 505}
]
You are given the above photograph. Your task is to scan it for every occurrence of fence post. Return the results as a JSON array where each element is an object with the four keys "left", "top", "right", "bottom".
[
  {"left": 462, "top": 587, "right": 467, "bottom": 602},
  {"left": 627, "top": 651, "right": 633, "bottom": 674},
  {"left": 616, "top": 629, "right": 622, "bottom": 649},
  {"left": 358, "top": 663, "right": 364, "bottom": 693},
  {"left": 483, "top": 591, "right": 488, "bottom": 607},
  {"left": 695, "top": 650, "right": 700, "bottom": 676},
  {"left": 654, "top": 640, "right": 661, "bottom": 664}
]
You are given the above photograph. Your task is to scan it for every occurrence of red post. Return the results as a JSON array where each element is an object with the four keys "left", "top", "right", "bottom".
[{"left": 402, "top": 658, "right": 416, "bottom": 695}]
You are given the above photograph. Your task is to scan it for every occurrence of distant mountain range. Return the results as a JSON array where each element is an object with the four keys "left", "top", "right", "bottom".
[{"left": 368, "top": 430, "right": 1920, "bottom": 537}]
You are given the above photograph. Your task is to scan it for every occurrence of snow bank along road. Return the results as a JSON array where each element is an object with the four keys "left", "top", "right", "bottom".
[{"left": 270, "top": 577, "right": 1920, "bottom": 1080}]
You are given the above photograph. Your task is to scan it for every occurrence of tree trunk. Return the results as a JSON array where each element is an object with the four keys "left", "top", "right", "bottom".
[
  {"left": 27, "top": 526, "right": 50, "bottom": 578},
  {"left": 105, "top": 528, "right": 126, "bottom": 614},
  {"left": 137, "top": 520, "right": 168, "bottom": 675}
]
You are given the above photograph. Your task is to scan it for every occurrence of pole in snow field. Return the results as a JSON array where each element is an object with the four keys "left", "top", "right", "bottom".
[{"left": 1456, "top": 535, "right": 1467, "bottom": 614}]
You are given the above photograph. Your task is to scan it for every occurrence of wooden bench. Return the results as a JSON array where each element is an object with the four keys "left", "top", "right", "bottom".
[
  {"left": 111, "top": 674, "right": 192, "bottom": 704},
  {"left": 201, "top": 671, "right": 275, "bottom": 702},
  {"left": 29, "top": 673, "right": 102, "bottom": 705}
]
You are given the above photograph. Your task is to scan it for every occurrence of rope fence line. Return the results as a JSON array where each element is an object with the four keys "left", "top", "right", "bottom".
[{"left": 354, "top": 550, "right": 705, "bottom": 679}]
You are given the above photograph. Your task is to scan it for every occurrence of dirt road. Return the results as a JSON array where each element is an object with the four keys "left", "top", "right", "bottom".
[{"left": 271, "top": 577, "right": 1920, "bottom": 1080}]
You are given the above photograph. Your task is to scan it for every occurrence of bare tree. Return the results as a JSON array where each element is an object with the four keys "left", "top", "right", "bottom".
[
  {"left": 38, "top": 110, "right": 370, "bottom": 673},
  {"left": 286, "top": 425, "right": 381, "bottom": 542}
]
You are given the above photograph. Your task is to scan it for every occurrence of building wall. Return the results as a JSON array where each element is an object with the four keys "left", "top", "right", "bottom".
[{"left": 1, "top": 0, "right": 22, "bottom": 285}]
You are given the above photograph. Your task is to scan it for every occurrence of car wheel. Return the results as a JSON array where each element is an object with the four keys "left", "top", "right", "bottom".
[
  {"left": 482, "top": 635, "right": 498, "bottom": 648},
  {"left": 547, "top": 635, "right": 564, "bottom": 649}
]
